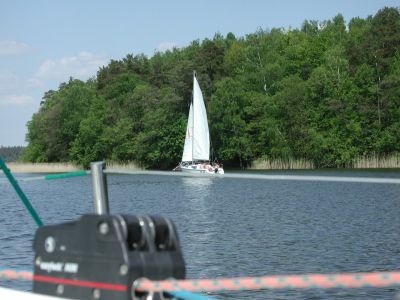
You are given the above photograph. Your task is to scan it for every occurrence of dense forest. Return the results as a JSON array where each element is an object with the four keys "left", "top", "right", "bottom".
[
  {"left": 0, "top": 146, "right": 25, "bottom": 162},
  {"left": 23, "top": 7, "right": 400, "bottom": 169}
]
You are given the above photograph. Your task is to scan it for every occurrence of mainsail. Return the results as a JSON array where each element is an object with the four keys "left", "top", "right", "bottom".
[{"left": 181, "top": 75, "right": 210, "bottom": 162}]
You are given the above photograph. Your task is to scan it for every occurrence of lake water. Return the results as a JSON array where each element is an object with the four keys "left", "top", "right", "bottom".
[{"left": 0, "top": 169, "right": 400, "bottom": 299}]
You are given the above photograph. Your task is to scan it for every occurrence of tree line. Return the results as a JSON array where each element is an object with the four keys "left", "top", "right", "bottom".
[
  {"left": 0, "top": 146, "right": 25, "bottom": 162},
  {"left": 23, "top": 7, "right": 400, "bottom": 169}
]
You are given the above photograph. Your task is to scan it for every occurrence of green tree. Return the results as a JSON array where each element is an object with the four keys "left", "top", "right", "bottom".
[
  {"left": 69, "top": 96, "right": 108, "bottom": 167},
  {"left": 209, "top": 77, "right": 252, "bottom": 167},
  {"left": 368, "top": 7, "right": 400, "bottom": 73},
  {"left": 23, "top": 79, "right": 95, "bottom": 162},
  {"left": 23, "top": 7, "right": 400, "bottom": 169}
]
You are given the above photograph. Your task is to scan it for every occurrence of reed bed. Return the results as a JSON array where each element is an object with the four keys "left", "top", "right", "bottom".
[
  {"left": 251, "top": 154, "right": 400, "bottom": 170},
  {"left": 105, "top": 161, "right": 142, "bottom": 171},
  {"left": 6, "top": 162, "right": 80, "bottom": 173},
  {"left": 250, "top": 158, "right": 315, "bottom": 170},
  {"left": 2, "top": 161, "right": 141, "bottom": 174},
  {"left": 351, "top": 154, "right": 400, "bottom": 169}
]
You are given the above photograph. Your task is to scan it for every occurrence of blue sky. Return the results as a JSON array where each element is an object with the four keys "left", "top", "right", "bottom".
[{"left": 0, "top": 0, "right": 399, "bottom": 146}]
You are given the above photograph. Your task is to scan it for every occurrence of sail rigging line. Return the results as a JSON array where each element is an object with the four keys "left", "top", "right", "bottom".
[
  {"left": 209, "top": 138, "right": 218, "bottom": 164},
  {"left": 0, "top": 157, "right": 43, "bottom": 227},
  {"left": 0, "top": 170, "right": 90, "bottom": 184}
]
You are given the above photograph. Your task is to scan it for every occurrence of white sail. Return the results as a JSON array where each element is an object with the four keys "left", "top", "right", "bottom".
[
  {"left": 177, "top": 73, "right": 224, "bottom": 175},
  {"left": 192, "top": 75, "right": 210, "bottom": 161},
  {"left": 181, "top": 103, "right": 193, "bottom": 162}
]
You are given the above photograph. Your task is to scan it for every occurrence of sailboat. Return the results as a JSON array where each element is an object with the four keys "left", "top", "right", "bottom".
[{"left": 177, "top": 72, "right": 224, "bottom": 175}]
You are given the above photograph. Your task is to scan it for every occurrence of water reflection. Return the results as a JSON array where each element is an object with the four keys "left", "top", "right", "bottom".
[
  {"left": 180, "top": 177, "right": 221, "bottom": 278},
  {"left": 2, "top": 171, "right": 400, "bottom": 299},
  {"left": 182, "top": 177, "right": 213, "bottom": 196}
]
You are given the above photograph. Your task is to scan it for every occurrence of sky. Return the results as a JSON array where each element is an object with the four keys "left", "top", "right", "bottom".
[{"left": 0, "top": 0, "right": 399, "bottom": 146}]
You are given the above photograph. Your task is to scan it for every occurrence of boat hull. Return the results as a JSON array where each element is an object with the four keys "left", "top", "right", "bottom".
[{"left": 180, "top": 163, "right": 224, "bottom": 175}]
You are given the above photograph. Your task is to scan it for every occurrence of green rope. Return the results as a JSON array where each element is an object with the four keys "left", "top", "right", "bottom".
[
  {"left": 0, "top": 158, "right": 43, "bottom": 227},
  {"left": 44, "top": 170, "right": 90, "bottom": 180}
]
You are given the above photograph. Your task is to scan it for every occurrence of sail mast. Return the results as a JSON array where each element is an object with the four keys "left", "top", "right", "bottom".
[{"left": 192, "top": 70, "right": 196, "bottom": 163}]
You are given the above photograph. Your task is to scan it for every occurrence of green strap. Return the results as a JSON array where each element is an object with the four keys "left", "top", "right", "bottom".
[
  {"left": 0, "top": 158, "right": 43, "bottom": 227},
  {"left": 45, "top": 170, "right": 89, "bottom": 180}
]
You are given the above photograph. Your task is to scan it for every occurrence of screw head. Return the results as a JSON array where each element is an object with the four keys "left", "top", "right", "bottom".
[
  {"left": 45, "top": 236, "right": 56, "bottom": 253},
  {"left": 35, "top": 256, "right": 41, "bottom": 266},
  {"left": 120, "top": 264, "right": 128, "bottom": 276},
  {"left": 98, "top": 222, "right": 109, "bottom": 235},
  {"left": 93, "top": 288, "right": 101, "bottom": 299},
  {"left": 56, "top": 284, "right": 64, "bottom": 295}
]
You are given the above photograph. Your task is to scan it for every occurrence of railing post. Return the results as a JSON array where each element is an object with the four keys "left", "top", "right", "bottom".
[{"left": 90, "top": 161, "right": 109, "bottom": 215}]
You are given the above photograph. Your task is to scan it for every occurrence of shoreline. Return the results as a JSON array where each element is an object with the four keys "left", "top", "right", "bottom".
[
  {"left": 2, "top": 161, "right": 400, "bottom": 174},
  {"left": 6, "top": 162, "right": 81, "bottom": 173},
  {"left": 4, "top": 162, "right": 141, "bottom": 174}
]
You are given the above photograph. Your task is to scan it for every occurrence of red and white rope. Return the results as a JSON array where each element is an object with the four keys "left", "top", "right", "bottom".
[
  {"left": 134, "top": 271, "right": 400, "bottom": 292},
  {"left": 2, "top": 269, "right": 400, "bottom": 293}
]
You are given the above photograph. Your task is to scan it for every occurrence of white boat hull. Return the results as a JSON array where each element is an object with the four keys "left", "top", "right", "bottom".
[{"left": 180, "top": 163, "right": 224, "bottom": 175}]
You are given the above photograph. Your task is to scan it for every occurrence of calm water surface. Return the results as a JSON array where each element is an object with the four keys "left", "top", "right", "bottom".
[{"left": 0, "top": 169, "right": 400, "bottom": 299}]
